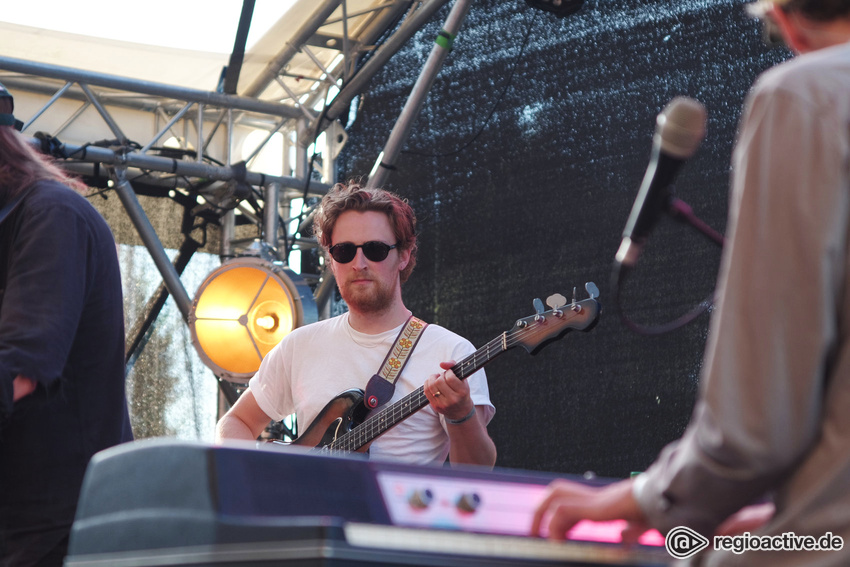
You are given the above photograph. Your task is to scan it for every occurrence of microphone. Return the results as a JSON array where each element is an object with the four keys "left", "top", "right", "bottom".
[{"left": 615, "top": 97, "right": 707, "bottom": 268}]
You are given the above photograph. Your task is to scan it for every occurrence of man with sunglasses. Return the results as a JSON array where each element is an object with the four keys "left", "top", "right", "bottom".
[
  {"left": 216, "top": 182, "right": 497, "bottom": 468},
  {"left": 530, "top": 1, "right": 850, "bottom": 565}
]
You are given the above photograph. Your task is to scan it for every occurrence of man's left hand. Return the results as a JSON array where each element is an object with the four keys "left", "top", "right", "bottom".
[{"left": 424, "top": 360, "right": 474, "bottom": 421}]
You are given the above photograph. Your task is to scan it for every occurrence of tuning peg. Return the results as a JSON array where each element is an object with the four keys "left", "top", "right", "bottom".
[
  {"left": 570, "top": 287, "right": 582, "bottom": 313},
  {"left": 585, "top": 282, "right": 599, "bottom": 299},
  {"left": 533, "top": 298, "right": 545, "bottom": 322},
  {"left": 546, "top": 293, "right": 567, "bottom": 310},
  {"left": 546, "top": 293, "right": 566, "bottom": 317}
]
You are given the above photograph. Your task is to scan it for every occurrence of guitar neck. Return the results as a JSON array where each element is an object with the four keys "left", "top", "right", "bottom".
[
  {"left": 329, "top": 333, "right": 509, "bottom": 452},
  {"left": 323, "top": 289, "right": 600, "bottom": 454}
]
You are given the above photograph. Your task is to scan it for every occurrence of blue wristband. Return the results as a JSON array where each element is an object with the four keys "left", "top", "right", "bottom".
[{"left": 447, "top": 406, "right": 476, "bottom": 425}]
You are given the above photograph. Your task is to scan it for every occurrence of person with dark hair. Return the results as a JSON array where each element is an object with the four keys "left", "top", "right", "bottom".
[
  {"left": 531, "top": 1, "right": 850, "bottom": 565},
  {"left": 216, "top": 181, "right": 497, "bottom": 467},
  {"left": 0, "top": 82, "right": 133, "bottom": 567}
]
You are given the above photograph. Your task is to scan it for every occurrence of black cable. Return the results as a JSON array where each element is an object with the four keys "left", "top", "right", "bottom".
[
  {"left": 148, "top": 146, "right": 225, "bottom": 167},
  {"left": 610, "top": 260, "right": 714, "bottom": 336},
  {"left": 286, "top": 151, "right": 320, "bottom": 257},
  {"left": 402, "top": 8, "right": 539, "bottom": 159},
  {"left": 84, "top": 187, "right": 113, "bottom": 200},
  {"left": 286, "top": 86, "right": 334, "bottom": 258},
  {"left": 610, "top": 186, "right": 726, "bottom": 335}
]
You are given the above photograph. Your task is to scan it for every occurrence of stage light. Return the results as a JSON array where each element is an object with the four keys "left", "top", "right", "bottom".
[{"left": 188, "top": 256, "right": 315, "bottom": 381}]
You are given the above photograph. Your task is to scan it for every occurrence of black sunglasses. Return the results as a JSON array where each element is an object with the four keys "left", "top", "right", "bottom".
[{"left": 329, "top": 241, "right": 398, "bottom": 263}]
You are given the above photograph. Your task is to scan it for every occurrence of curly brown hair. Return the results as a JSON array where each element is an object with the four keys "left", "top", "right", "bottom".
[{"left": 313, "top": 181, "right": 418, "bottom": 283}]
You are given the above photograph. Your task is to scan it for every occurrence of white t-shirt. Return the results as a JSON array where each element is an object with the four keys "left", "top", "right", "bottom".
[{"left": 249, "top": 312, "right": 495, "bottom": 465}]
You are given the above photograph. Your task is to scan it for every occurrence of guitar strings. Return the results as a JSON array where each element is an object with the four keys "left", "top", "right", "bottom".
[{"left": 330, "top": 308, "right": 586, "bottom": 451}]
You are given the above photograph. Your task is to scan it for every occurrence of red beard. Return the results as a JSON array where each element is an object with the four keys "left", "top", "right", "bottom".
[{"left": 338, "top": 274, "right": 397, "bottom": 314}]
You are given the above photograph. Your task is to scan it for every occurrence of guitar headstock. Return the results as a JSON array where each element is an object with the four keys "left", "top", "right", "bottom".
[{"left": 510, "top": 282, "right": 601, "bottom": 355}]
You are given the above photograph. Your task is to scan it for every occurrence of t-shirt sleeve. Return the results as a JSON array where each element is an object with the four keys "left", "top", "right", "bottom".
[{"left": 247, "top": 337, "right": 293, "bottom": 422}]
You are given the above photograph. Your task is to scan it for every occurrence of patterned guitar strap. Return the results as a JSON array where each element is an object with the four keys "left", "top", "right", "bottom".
[{"left": 363, "top": 315, "right": 428, "bottom": 409}]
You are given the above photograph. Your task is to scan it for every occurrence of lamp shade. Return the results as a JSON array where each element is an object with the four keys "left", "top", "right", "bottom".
[{"left": 188, "top": 256, "right": 313, "bottom": 381}]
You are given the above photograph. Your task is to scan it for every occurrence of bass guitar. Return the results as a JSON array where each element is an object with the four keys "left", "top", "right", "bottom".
[{"left": 289, "top": 282, "right": 601, "bottom": 453}]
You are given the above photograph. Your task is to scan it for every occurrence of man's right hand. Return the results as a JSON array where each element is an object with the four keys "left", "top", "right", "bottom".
[{"left": 531, "top": 476, "right": 647, "bottom": 541}]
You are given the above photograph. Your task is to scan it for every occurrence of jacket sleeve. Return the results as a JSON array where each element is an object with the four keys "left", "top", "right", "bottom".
[{"left": 0, "top": 189, "right": 95, "bottom": 417}]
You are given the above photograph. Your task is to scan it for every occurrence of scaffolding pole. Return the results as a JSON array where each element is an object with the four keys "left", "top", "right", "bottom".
[{"left": 366, "top": 0, "right": 473, "bottom": 189}]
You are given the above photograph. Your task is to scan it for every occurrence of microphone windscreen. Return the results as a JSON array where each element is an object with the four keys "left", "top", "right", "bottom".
[{"left": 655, "top": 97, "right": 707, "bottom": 159}]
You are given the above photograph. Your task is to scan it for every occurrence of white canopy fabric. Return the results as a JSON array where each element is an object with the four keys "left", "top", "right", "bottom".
[
  {"left": 0, "top": 1, "right": 415, "bottom": 119},
  {"left": 0, "top": 20, "right": 230, "bottom": 90}
]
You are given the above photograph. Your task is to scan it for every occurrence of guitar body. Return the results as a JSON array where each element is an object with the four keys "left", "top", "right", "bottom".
[{"left": 289, "top": 389, "right": 372, "bottom": 451}]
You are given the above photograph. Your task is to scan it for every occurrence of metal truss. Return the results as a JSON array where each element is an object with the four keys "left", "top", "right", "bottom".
[{"left": 0, "top": 0, "right": 453, "bottom": 378}]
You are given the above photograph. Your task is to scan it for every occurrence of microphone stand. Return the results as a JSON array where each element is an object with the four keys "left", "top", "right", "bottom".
[{"left": 612, "top": 194, "right": 725, "bottom": 336}]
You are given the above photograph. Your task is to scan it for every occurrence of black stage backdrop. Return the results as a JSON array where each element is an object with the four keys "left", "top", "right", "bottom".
[{"left": 335, "top": 0, "right": 790, "bottom": 478}]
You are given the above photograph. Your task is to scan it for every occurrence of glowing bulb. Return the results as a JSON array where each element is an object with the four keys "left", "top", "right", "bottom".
[{"left": 255, "top": 315, "right": 278, "bottom": 331}]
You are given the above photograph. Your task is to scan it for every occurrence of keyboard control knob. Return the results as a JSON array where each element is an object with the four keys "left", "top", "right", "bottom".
[
  {"left": 408, "top": 489, "right": 434, "bottom": 510},
  {"left": 456, "top": 492, "right": 481, "bottom": 514}
]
